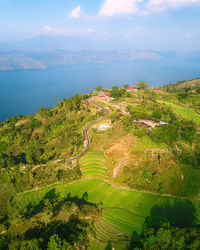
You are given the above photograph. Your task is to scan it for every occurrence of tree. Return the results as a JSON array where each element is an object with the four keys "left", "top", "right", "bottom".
[
  {"left": 110, "top": 86, "right": 125, "bottom": 98},
  {"left": 57, "top": 98, "right": 63, "bottom": 107},
  {"left": 149, "top": 91, "right": 157, "bottom": 102},
  {"left": 47, "top": 235, "right": 62, "bottom": 250},
  {"left": 122, "top": 115, "right": 132, "bottom": 131},
  {"left": 94, "top": 85, "right": 102, "bottom": 91},
  {"left": 110, "top": 112, "right": 120, "bottom": 123},
  {"left": 40, "top": 199, "right": 53, "bottom": 227},
  {"left": 123, "top": 83, "right": 130, "bottom": 88},
  {"left": 130, "top": 106, "right": 148, "bottom": 119},
  {"left": 136, "top": 81, "right": 149, "bottom": 90},
  {"left": 151, "top": 110, "right": 162, "bottom": 120}
]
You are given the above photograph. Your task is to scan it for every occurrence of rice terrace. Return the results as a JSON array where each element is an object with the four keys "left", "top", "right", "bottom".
[{"left": 14, "top": 177, "right": 200, "bottom": 248}]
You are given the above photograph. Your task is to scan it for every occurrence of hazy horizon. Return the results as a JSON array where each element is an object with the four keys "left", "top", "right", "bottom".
[{"left": 0, "top": 0, "right": 200, "bottom": 51}]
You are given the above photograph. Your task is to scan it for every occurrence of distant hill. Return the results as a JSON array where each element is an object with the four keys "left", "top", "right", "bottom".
[
  {"left": 0, "top": 49, "right": 161, "bottom": 71},
  {"left": 0, "top": 54, "right": 45, "bottom": 70},
  {"left": 0, "top": 35, "right": 200, "bottom": 70},
  {"left": 162, "top": 77, "right": 200, "bottom": 93},
  {"left": 175, "top": 78, "right": 200, "bottom": 89}
]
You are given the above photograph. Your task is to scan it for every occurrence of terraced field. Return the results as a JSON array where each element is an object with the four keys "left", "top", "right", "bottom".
[
  {"left": 158, "top": 100, "right": 200, "bottom": 125},
  {"left": 79, "top": 152, "right": 107, "bottom": 179},
  {"left": 15, "top": 178, "right": 200, "bottom": 241},
  {"left": 103, "top": 207, "right": 145, "bottom": 234},
  {"left": 94, "top": 219, "right": 131, "bottom": 242}
]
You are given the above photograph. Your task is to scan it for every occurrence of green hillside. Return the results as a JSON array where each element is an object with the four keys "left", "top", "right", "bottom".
[
  {"left": 79, "top": 152, "right": 108, "bottom": 179},
  {"left": 1, "top": 80, "right": 200, "bottom": 249},
  {"left": 158, "top": 100, "right": 200, "bottom": 125},
  {"left": 14, "top": 179, "right": 200, "bottom": 235}
]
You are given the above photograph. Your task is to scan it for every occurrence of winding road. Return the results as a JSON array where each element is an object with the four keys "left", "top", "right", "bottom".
[
  {"left": 67, "top": 100, "right": 110, "bottom": 161},
  {"left": 32, "top": 100, "right": 110, "bottom": 171}
]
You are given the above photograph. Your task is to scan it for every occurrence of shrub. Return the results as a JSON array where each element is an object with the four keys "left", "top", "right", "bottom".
[
  {"left": 150, "top": 124, "right": 179, "bottom": 145},
  {"left": 134, "top": 128, "right": 148, "bottom": 138},
  {"left": 151, "top": 110, "right": 162, "bottom": 120},
  {"left": 28, "top": 119, "right": 42, "bottom": 129},
  {"left": 130, "top": 106, "right": 148, "bottom": 119}
]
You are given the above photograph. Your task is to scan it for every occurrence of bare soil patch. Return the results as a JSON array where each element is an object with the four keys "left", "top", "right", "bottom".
[
  {"left": 113, "top": 157, "right": 130, "bottom": 178},
  {"left": 105, "top": 134, "right": 134, "bottom": 156}
]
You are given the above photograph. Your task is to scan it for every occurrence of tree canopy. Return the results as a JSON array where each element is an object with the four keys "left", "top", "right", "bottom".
[
  {"left": 94, "top": 85, "right": 102, "bottom": 91},
  {"left": 136, "top": 81, "right": 149, "bottom": 90}
]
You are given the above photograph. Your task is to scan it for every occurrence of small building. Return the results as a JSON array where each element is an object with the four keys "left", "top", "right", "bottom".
[
  {"left": 98, "top": 95, "right": 106, "bottom": 99},
  {"left": 150, "top": 88, "right": 161, "bottom": 92},
  {"left": 134, "top": 118, "right": 167, "bottom": 130},
  {"left": 126, "top": 87, "right": 138, "bottom": 92}
]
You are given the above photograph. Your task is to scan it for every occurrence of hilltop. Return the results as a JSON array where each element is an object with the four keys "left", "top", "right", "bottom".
[
  {"left": 0, "top": 81, "right": 200, "bottom": 249},
  {"left": 163, "top": 77, "right": 200, "bottom": 93}
]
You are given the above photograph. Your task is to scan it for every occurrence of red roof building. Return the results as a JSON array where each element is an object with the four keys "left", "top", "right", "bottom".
[{"left": 151, "top": 88, "right": 161, "bottom": 92}]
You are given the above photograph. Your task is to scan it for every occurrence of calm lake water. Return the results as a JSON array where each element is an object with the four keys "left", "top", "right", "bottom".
[{"left": 0, "top": 59, "right": 200, "bottom": 121}]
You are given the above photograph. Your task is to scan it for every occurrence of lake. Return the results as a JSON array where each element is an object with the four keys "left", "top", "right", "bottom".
[{"left": 0, "top": 59, "right": 200, "bottom": 121}]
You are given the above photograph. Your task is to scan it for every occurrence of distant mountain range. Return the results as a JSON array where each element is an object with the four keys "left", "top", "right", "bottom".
[
  {"left": 0, "top": 50, "right": 161, "bottom": 71},
  {"left": 0, "top": 36, "right": 200, "bottom": 71}
]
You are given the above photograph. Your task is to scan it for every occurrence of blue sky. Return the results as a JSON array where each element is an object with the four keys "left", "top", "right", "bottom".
[{"left": 0, "top": 0, "right": 200, "bottom": 51}]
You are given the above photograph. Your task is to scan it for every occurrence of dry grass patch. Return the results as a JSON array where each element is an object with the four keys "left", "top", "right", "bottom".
[
  {"left": 15, "top": 119, "right": 29, "bottom": 127},
  {"left": 105, "top": 134, "right": 135, "bottom": 156}
]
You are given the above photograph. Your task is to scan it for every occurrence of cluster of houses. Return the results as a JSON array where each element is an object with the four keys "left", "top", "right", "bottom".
[
  {"left": 96, "top": 87, "right": 161, "bottom": 100},
  {"left": 97, "top": 92, "right": 113, "bottom": 100},
  {"left": 134, "top": 118, "right": 167, "bottom": 130},
  {"left": 125, "top": 87, "right": 161, "bottom": 92},
  {"left": 94, "top": 87, "right": 164, "bottom": 131}
]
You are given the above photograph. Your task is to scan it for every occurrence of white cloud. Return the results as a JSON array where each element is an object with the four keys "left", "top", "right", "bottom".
[
  {"left": 69, "top": 6, "right": 82, "bottom": 19},
  {"left": 39, "top": 26, "right": 94, "bottom": 36},
  {"left": 40, "top": 26, "right": 51, "bottom": 33},
  {"left": 146, "top": 0, "right": 200, "bottom": 12},
  {"left": 39, "top": 26, "right": 66, "bottom": 35},
  {"left": 99, "top": 0, "right": 142, "bottom": 16}
]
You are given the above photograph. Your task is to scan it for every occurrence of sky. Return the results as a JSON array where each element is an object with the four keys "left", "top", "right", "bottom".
[{"left": 0, "top": 0, "right": 200, "bottom": 51}]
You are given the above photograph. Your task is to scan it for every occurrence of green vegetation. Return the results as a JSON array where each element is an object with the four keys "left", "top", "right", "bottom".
[
  {"left": 158, "top": 100, "right": 200, "bottom": 125},
  {"left": 94, "top": 85, "right": 102, "bottom": 92},
  {"left": 123, "top": 83, "right": 130, "bottom": 88},
  {"left": 0, "top": 189, "right": 100, "bottom": 249},
  {"left": 12, "top": 179, "right": 200, "bottom": 248},
  {"left": 109, "top": 86, "right": 126, "bottom": 98},
  {"left": 79, "top": 152, "right": 108, "bottom": 180},
  {"left": 1, "top": 78, "right": 200, "bottom": 248},
  {"left": 136, "top": 81, "right": 149, "bottom": 90}
]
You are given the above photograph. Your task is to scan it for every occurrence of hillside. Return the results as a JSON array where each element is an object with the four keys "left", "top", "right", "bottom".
[
  {"left": 0, "top": 83, "right": 200, "bottom": 249},
  {"left": 162, "top": 77, "right": 200, "bottom": 92},
  {"left": 0, "top": 50, "right": 160, "bottom": 71}
]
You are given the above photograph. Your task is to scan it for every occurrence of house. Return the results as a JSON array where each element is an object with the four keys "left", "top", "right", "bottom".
[
  {"left": 150, "top": 88, "right": 161, "bottom": 92},
  {"left": 126, "top": 87, "right": 138, "bottom": 92},
  {"left": 98, "top": 95, "right": 106, "bottom": 99},
  {"left": 134, "top": 118, "right": 168, "bottom": 130}
]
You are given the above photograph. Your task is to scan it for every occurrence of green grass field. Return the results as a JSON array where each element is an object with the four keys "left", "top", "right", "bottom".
[
  {"left": 79, "top": 152, "right": 108, "bottom": 179},
  {"left": 14, "top": 178, "right": 200, "bottom": 241},
  {"left": 158, "top": 100, "right": 200, "bottom": 125}
]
